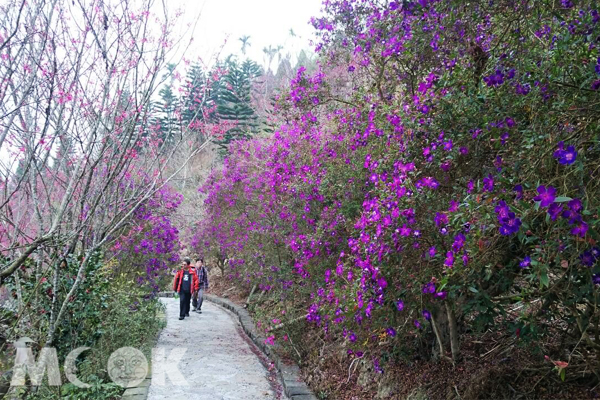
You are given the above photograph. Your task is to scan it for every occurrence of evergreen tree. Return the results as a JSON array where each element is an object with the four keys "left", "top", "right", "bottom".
[
  {"left": 213, "top": 58, "right": 262, "bottom": 153},
  {"left": 157, "top": 84, "right": 180, "bottom": 146},
  {"left": 181, "top": 63, "right": 215, "bottom": 142}
]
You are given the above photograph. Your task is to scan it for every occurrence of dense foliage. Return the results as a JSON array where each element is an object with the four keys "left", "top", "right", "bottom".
[
  {"left": 196, "top": 0, "right": 600, "bottom": 387},
  {"left": 1, "top": 252, "right": 164, "bottom": 399}
]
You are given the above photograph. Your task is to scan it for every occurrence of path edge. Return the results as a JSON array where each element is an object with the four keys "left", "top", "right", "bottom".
[
  {"left": 204, "top": 294, "right": 318, "bottom": 400},
  {"left": 121, "top": 296, "right": 168, "bottom": 400}
]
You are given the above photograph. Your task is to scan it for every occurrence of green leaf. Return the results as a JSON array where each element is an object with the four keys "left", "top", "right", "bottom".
[
  {"left": 469, "top": 286, "right": 479, "bottom": 293},
  {"left": 540, "top": 272, "right": 549, "bottom": 288},
  {"left": 560, "top": 368, "right": 566, "bottom": 382},
  {"left": 554, "top": 197, "right": 572, "bottom": 203}
]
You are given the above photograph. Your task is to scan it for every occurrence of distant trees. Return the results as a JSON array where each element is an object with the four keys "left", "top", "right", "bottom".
[
  {"left": 239, "top": 35, "right": 252, "bottom": 56},
  {"left": 149, "top": 31, "right": 317, "bottom": 155}
]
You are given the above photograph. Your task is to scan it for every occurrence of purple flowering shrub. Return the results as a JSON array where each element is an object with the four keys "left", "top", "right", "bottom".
[
  {"left": 196, "top": 0, "right": 600, "bottom": 375},
  {"left": 111, "top": 185, "right": 182, "bottom": 294}
]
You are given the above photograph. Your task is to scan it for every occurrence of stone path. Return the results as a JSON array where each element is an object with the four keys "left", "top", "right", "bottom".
[{"left": 146, "top": 297, "right": 285, "bottom": 400}]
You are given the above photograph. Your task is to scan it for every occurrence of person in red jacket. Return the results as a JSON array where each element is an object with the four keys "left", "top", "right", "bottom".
[{"left": 173, "top": 258, "right": 199, "bottom": 320}]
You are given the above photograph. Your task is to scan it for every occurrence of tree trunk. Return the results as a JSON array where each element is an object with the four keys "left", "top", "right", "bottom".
[
  {"left": 430, "top": 309, "right": 446, "bottom": 360},
  {"left": 445, "top": 300, "right": 460, "bottom": 362},
  {"left": 245, "top": 284, "right": 257, "bottom": 308}
]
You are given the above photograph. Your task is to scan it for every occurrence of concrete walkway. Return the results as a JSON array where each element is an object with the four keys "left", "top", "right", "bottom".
[{"left": 146, "top": 297, "right": 285, "bottom": 400}]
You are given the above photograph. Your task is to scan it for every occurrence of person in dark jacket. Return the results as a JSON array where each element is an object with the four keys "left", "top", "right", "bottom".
[
  {"left": 173, "top": 258, "right": 199, "bottom": 320},
  {"left": 194, "top": 258, "right": 209, "bottom": 314}
]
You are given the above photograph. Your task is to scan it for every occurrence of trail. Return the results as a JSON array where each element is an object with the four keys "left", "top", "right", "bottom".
[{"left": 146, "top": 297, "right": 285, "bottom": 400}]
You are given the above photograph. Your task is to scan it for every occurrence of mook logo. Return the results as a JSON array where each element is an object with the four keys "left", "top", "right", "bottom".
[{"left": 10, "top": 337, "right": 188, "bottom": 388}]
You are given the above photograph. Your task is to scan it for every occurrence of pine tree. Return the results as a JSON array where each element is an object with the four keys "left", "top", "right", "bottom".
[
  {"left": 181, "top": 63, "right": 216, "bottom": 142},
  {"left": 157, "top": 84, "right": 180, "bottom": 146},
  {"left": 213, "top": 58, "right": 263, "bottom": 153}
]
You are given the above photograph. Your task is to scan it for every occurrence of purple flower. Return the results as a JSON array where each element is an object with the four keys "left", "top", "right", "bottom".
[
  {"left": 571, "top": 221, "right": 588, "bottom": 237},
  {"left": 494, "top": 156, "right": 503, "bottom": 172},
  {"left": 449, "top": 200, "right": 459, "bottom": 212},
  {"left": 495, "top": 201, "right": 521, "bottom": 235},
  {"left": 560, "top": 0, "right": 573, "bottom": 8},
  {"left": 592, "top": 80, "right": 600, "bottom": 91},
  {"left": 483, "top": 174, "right": 494, "bottom": 192},
  {"left": 422, "top": 282, "right": 436, "bottom": 294},
  {"left": 434, "top": 291, "right": 447, "bottom": 300},
  {"left": 459, "top": 147, "right": 469, "bottom": 155},
  {"left": 452, "top": 233, "right": 466, "bottom": 253},
  {"left": 265, "top": 336, "right": 275, "bottom": 345},
  {"left": 513, "top": 185, "right": 523, "bottom": 199},
  {"left": 428, "top": 246, "right": 437, "bottom": 258},
  {"left": 462, "top": 252, "right": 469, "bottom": 266},
  {"left": 534, "top": 185, "right": 556, "bottom": 207},
  {"left": 443, "top": 140, "right": 453, "bottom": 151},
  {"left": 548, "top": 203, "right": 563, "bottom": 220},
  {"left": 444, "top": 251, "right": 454, "bottom": 267},
  {"left": 349, "top": 332, "right": 357, "bottom": 342},
  {"left": 484, "top": 70, "right": 505, "bottom": 87},
  {"left": 519, "top": 256, "right": 531, "bottom": 268},
  {"left": 414, "top": 320, "right": 422, "bottom": 329},
  {"left": 501, "top": 213, "right": 522, "bottom": 235},
  {"left": 416, "top": 177, "right": 439, "bottom": 189},
  {"left": 495, "top": 201, "right": 510, "bottom": 219},
  {"left": 435, "top": 212, "right": 448, "bottom": 227},
  {"left": 422, "top": 309, "right": 432, "bottom": 321},
  {"left": 561, "top": 209, "right": 580, "bottom": 224},
  {"left": 591, "top": 247, "right": 600, "bottom": 260},
  {"left": 567, "top": 198, "right": 582, "bottom": 213},
  {"left": 399, "top": 224, "right": 412, "bottom": 237},
  {"left": 397, "top": 161, "right": 415, "bottom": 174},
  {"left": 554, "top": 142, "right": 577, "bottom": 165},
  {"left": 386, "top": 327, "right": 397, "bottom": 337},
  {"left": 396, "top": 300, "right": 404, "bottom": 311},
  {"left": 467, "top": 180, "right": 474, "bottom": 193},
  {"left": 580, "top": 251, "right": 595, "bottom": 267},
  {"left": 515, "top": 83, "right": 531, "bottom": 95},
  {"left": 593, "top": 274, "right": 600, "bottom": 285}
]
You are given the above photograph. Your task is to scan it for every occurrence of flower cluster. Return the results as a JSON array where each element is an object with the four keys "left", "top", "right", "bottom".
[
  {"left": 495, "top": 201, "right": 521, "bottom": 235},
  {"left": 113, "top": 185, "right": 182, "bottom": 293}
]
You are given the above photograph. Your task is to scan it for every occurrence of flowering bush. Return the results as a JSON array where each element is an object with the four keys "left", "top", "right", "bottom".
[
  {"left": 111, "top": 185, "right": 182, "bottom": 293},
  {"left": 196, "top": 0, "right": 600, "bottom": 379}
]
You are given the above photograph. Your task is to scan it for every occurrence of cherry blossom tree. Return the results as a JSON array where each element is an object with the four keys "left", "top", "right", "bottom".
[{"left": 0, "top": 0, "right": 212, "bottom": 345}]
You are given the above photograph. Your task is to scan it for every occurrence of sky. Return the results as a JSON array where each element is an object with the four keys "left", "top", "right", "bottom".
[
  {"left": 0, "top": 0, "right": 324, "bottom": 167},
  {"left": 165, "top": 0, "right": 324, "bottom": 70}
]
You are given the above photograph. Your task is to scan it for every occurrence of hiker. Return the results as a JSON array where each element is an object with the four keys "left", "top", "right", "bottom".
[
  {"left": 190, "top": 261, "right": 198, "bottom": 311},
  {"left": 194, "top": 258, "right": 209, "bottom": 313},
  {"left": 173, "top": 258, "right": 199, "bottom": 320}
]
